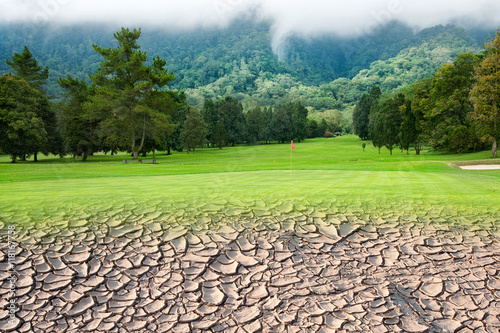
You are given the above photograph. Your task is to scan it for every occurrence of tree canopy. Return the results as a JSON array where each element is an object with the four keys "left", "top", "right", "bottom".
[
  {"left": 181, "top": 109, "right": 207, "bottom": 154},
  {"left": 470, "top": 30, "right": 500, "bottom": 158},
  {"left": 0, "top": 75, "right": 47, "bottom": 162},
  {"left": 1, "top": 47, "right": 61, "bottom": 162},
  {"left": 58, "top": 75, "right": 99, "bottom": 161},
  {"left": 5, "top": 46, "right": 49, "bottom": 90},
  {"left": 353, "top": 86, "right": 381, "bottom": 140},
  {"left": 85, "top": 28, "right": 177, "bottom": 159}
]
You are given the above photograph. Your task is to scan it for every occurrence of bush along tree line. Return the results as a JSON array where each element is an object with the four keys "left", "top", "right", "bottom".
[
  {"left": 0, "top": 28, "right": 334, "bottom": 162},
  {"left": 352, "top": 29, "right": 500, "bottom": 158}
]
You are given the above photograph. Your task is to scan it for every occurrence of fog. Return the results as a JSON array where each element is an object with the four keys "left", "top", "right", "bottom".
[{"left": 2, "top": 0, "right": 499, "bottom": 53}]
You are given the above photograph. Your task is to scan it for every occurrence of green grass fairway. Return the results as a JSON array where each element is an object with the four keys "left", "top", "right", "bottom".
[{"left": 1, "top": 135, "right": 499, "bottom": 225}]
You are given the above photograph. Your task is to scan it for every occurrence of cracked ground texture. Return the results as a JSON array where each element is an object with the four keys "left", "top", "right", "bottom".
[{"left": 1, "top": 206, "right": 499, "bottom": 333}]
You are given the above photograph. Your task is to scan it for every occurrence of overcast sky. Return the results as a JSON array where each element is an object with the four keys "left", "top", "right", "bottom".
[{"left": 2, "top": 0, "right": 500, "bottom": 52}]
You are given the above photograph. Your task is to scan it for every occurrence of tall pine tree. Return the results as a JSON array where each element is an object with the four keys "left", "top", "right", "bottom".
[
  {"left": 201, "top": 99, "right": 218, "bottom": 147},
  {"left": 86, "top": 28, "right": 176, "bottom": 159},
  {"left": 353, "top": 86, "right": 381, "bottom": 140},
  {"left": 6, "top": 46, "right": 49, "bottom": 91}
]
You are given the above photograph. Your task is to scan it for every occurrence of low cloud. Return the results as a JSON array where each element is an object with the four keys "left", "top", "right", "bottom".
[{"left": 2, "top": 0, "right": 500, "bottom": 53}]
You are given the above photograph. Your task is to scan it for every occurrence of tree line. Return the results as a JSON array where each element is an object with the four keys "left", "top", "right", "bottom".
[
  {"left": 352, "top": 30, "right": 500, "bottom": 158},
  {"left": 0, "top": 28, "right": 338, "bottom": 162},
  {"left": 161, "top": 96, "right": 339, "bottom": 155}
]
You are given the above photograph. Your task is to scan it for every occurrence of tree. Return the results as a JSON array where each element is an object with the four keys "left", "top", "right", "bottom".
[
  {"left": 85, "top": 28, "right": 176, "bottom": 159},
  {"left": 369, "top": 94, "right": 405, "bottom": 155},
  {"left": 246, "top": 106, "right": 265, "bottom": 144},
  {"left": 316, "top": 109, "right": 343, "bottom": 134},
  {"left": 318, "top": 118, "right": 329, "bottom": 137},
  {"left": 407, "top": 78, "right": 433, "bottom": 155},
  {"left": 216, "top": 97, "right": 246, "bottom": 146},
  {"left": 165, "top": 92, "right": 188, "bottom": 155},
  {"left": 140, "top": 90, "right": 183, "bottom": 158},
  {"left": 369, "top": 101, "right": 384, "bottom": 153},
  {"left": 42, "top": 103, "right": 65, "bottom": 160},
  {"left": 58, "top": 75, "right": 99, "bottom": 161},
  {"left": 425, "top": 53, "right": 479, "bottom": 149},
  {"left": 201, "top": 99, "right": 218, "bottom": 147},
  {"left": 399, "top": 102, "right": 416, "bottom": 154},
  {"left": 470, "top": 30, "right": 500, "bottom": 158},
  {"left": 449, "top": 125, "right": 470, "bottom": 155},
  {"left": 6, "top": 46, "right": 62, "bottom": 161},
  {"left": 353, "top": 94, "right": 371, "bottom": 139},
  {"left": 181, "top": 109, "right": 207, "bottom": 153},
  {"left": 6, "top": 46, "right": 49, "bottom": 91},
  {"left": 353, "top": 86, "right": 381, "bottom": 140},
  {"left": 306, "top": 118, "right": 319, "bottom": 138},
  {"left": 213, "top": 119, "right": 228, "bottom": 149},
  {"left": 146, "top": 89, "right": 184, "bottom": 155},
  {"left": 369, "top": 85, "right": 382, "bottom": 101},
  {"left": 271, "top": 105, "right": 292, "bottom": 143},
  {"left": 261, "top": 107, "right": 273, "bottom": 144},
  {"left": 0, "top": 75, "right": 47, "bottom": 162},
  {"left": 289, "top": 102, "right": 308, "bottom": 142},
  {"left": 381, "top": 94, "right": 405, "bottom": 155}
]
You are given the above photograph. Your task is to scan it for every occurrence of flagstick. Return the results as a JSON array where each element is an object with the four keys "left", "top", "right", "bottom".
[{"left": 290, "top": 146, "right": 292, "bottom": 176}]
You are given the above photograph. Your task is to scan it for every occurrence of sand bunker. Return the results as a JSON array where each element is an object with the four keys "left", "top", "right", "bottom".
[{"left": 459, "top": 164, "right": 500, "bottom": 170}]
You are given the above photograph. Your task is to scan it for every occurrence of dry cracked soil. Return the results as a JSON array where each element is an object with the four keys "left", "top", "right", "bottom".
[{"left": 1, "top": 207, "right": 500, "bottom": 332}]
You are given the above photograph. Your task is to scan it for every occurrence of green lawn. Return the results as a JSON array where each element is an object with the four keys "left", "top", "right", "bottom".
[{"left": 1, "top": 135, "right": 499, "bottom": 225}]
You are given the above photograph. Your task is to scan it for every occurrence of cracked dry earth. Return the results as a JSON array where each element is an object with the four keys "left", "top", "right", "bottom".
[{"left": 1, "top": 213, "right": 500, "bottom": 333}]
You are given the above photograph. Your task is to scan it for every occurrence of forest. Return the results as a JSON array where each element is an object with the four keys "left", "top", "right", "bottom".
[
  {"left": 0, "top": 21, "right": 488, "bottom": 107},
  {"left": 352, "top": 33, "right": 500, "bottom": 158},
  {"left": 0, "top": 21, "right": 499, "bottom": 161}
]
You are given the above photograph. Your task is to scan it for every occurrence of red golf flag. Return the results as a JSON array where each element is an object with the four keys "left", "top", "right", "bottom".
[{"left": 291, "top": 140, "right": 295, "bottom": 149}]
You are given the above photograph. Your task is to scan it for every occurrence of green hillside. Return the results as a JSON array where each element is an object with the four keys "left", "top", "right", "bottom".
[
  {"left": 186, "top": 25, "right": 482, "bottom": 115},
  {"left": 0, "top": 21, "right": 487, "bottom": 109}
]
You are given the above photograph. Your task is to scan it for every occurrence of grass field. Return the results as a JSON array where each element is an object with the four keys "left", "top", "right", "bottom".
[{"left": 1, "top": 135, "right": 499, "bottom": 225}]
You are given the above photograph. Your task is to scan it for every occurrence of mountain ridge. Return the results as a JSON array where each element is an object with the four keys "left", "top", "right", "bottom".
[{"left": 0, "top": 21, "right": 491, "bottom": 110}]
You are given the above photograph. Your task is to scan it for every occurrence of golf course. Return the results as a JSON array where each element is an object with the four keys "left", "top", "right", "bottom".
[{"left": 1, "top": 135, "right": 499, "bottom": 225}]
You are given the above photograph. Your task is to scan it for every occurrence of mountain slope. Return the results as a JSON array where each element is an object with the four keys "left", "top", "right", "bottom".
[
  {"left": 0, "top": 21, "right": 485, "bottom": 106},
  {"left": 186, "top": 24, "right": 482, "bottom": 112}
]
